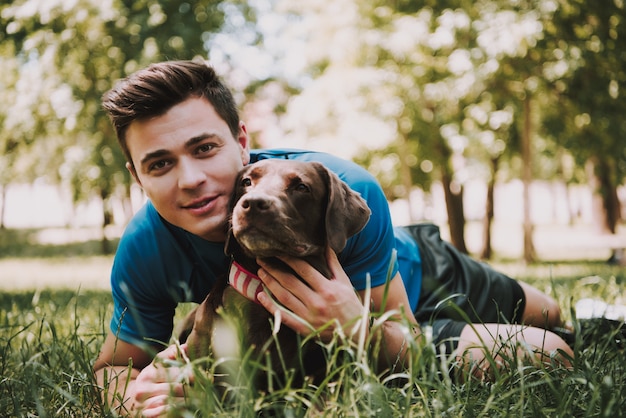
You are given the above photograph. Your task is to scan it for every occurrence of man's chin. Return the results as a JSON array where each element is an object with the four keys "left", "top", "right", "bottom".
[{"left": 185, "top": 218, "right": 228, "bottom": 242}]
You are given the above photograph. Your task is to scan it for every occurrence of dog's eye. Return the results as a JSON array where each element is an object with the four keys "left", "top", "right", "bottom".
[
  {"left": 241, "top": 177, "right": 252, "bottom": 187},
  {"left": 295, "top": 183, "right": 310, "bottom": 193}
]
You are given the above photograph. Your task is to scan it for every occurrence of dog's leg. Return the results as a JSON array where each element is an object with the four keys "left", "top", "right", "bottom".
[
  {"left": 185, "top": 295, "right": 216, "bottom": 360},
  {"left": 176, "top": 307, "right": 198, "bottom": 344}
]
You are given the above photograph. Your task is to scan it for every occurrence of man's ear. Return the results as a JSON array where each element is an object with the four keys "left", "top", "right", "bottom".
[
  {"left": 238, "top": 121, "right": 251, "bottom": 166},
  {"left": 126, "top": 162, "right": 142, "bottom": 186}
]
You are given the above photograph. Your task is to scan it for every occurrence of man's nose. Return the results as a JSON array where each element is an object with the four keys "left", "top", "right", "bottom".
[{"left": 178, "top": 158, "right": 206, "bottom": 189}]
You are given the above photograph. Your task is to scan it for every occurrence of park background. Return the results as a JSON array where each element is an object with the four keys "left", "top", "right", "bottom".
[
  {"left": 2, "top": 1, "right": 626, "bottom": 416},
  {"left": 1, "top": 0, "right": 625, "bottom": 291},
  {"left": 0, "top": 0, "right": 626, "bottom": 290}
]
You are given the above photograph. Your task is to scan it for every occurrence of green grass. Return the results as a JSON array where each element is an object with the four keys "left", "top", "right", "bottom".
[
  {"left": 0, "top": 289, "right": 110, "bottom": 417},
  {"left": 1, "top": 227, "right": 625, "bottom": 416},
  {"left": 2, "top": 265, "right": 625, "bottom": 417}
]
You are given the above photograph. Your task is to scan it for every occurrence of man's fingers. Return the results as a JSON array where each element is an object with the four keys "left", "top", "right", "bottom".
[
  {"left": 257, "top": 291, "right": 313, "bottom": 335},
  {"left": 268, "top": 254, "right": 330, "bottom": 292},
  {"left": 155, "top": 344, "right": 179, "bottom": 360},
  {"left": 137, "top": 393, "right": 169, "bottom": 417},
  {"left": 257, "top": 259, "right": 313, "bottom": 298},
  {"left": 324, "top": 246, "right": 351, "bottom": 285},
  {"left": 257, "top": 266, "right": 308, "bottom": 310}
]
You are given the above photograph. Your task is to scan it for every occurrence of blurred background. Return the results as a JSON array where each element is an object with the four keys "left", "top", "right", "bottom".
[{"left": 1, "top": 0, "right": 625, "bottom": 265}]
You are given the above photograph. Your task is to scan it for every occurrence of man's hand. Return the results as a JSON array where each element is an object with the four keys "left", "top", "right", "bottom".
[
  {"left": 256, "top": 246, "right": 421, "bottom": 371},
  {"left": 130, "top": 344, "right": 193, "bottom": 417},
  {"left": 256, "top": 246, "right": 366, "bottom": 342}
]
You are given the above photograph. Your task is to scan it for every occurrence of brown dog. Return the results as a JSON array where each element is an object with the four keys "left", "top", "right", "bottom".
[{"left": 182, "top": 159, "right": 371, "bottom": 388}]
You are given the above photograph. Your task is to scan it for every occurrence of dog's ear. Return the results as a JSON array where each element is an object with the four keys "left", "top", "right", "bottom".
[
  {"left": 225, "top": 168, "right": 247, "bottom": 257},
  {"left": 224, "top": 228, "right": 238, "bottom": 256},
  {"left": 314, "top": 163, "right": 371, "bottom": 253}
]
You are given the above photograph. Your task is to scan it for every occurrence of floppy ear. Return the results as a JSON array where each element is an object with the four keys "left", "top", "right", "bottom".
[
  {"left": 314, "top": 163, "right": 371, "bottom": 253},
  {"left": 224, "top": 228, "right": 239, "bottom": 257},
  {"left": 225, "top": 169, "right": 247, "bottom": 257}
]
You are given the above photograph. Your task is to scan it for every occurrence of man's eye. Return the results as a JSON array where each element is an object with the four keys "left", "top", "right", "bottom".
[
  {"left": 241, "top": 177, "right": 252, "bottom": 187},
  {"left": 197, "top": 143, "right": 214, "bottom": 154},
  {"left": 149, "top": 160, "right": 169, "bottom": 171}
]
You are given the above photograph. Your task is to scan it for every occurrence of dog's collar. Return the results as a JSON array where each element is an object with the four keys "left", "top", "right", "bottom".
[{"left": 228, "top": 260, "right": 263, "bottom": 304}]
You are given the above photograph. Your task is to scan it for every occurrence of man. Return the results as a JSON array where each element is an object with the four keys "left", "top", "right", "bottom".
[{"left": 94, "top": 60, "right": 573, "bottom": 416}]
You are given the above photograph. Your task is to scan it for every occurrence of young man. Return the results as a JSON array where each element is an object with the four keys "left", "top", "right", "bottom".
[{"left": 94, "top": 60, "right": 573, "bottom": 416}]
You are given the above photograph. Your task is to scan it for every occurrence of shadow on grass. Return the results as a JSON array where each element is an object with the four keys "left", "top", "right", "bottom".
[{"left": 0, "top": 227, "right": 119, "bottom": 258}]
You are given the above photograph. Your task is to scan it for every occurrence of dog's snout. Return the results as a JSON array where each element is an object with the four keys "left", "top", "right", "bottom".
[{"left": 241, "top": 195, "right": 272, "bottom": 211}]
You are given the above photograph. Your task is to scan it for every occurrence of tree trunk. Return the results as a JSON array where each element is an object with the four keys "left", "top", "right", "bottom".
[
  {"left": 586, "top": 157, "right": 621, "bottom": 234},
  {"left": 480, "top": 157, "right": 499, "bottom": 260},
  {"left": 0, "top": 184, "right": 6, "bottom": 230},
  {"left": 597, "top": 159, "right": 621, "bottom": 234},
  {"left": 101, "top": 188, "right": 112, "bottom": 255},
  {"left": 122, "top": 183, "right": 135, "bottom": 224},
  {"left": 565, "top": 183, "right": 578, "bottom": 226},
  {"left": 441, "top": 169, "right": 468, "bottom": 254},
  {"left": 522, "top": 94, "right": 536, "bottom": 263},
  {"left": 586, "top": 157, "right": 622, "bottom": 263},
  {"left": 398, "top": 133, "right": 417, "bottom": 223}
]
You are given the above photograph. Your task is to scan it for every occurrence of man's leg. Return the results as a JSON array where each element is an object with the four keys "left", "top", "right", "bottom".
[
  {"left": 517, "top": 281, "right": 564, "bottom": 329},
  {"left": 456, "top": 322, "right": 574, "bottom": 380}
]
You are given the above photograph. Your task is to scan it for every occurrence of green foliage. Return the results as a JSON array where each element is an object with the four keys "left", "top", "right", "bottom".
[
  {"left": 1, "top": 264, "right": 625, "bottom": 416},
  {"left": 538, "top": 0, "right": 626, "bottom": 215},
  {"left": 316, "top": 0, "right": 626, "bottom": 225},
  {"left": 0, "top": 0, "right": 249, "bottom": 220},
  {"left": 2, "top": 0, "right": 626, "bottom": 249}
]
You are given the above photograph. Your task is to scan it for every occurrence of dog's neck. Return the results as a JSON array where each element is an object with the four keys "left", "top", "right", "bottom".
[
  {"left": 227, "top": 249, "right": 332, "bottom": 304},
  {"left": 228, "top": 260, "right": 264, "bottom": 303},
  {"left": 235, "top": 252, "right": 331, "bottom": 278},
  {"left": 258, "top": 254, "right": 332, "bottom": 280},
  {"left": 225, "top": 232, "right": 333, "bottom": 303}
]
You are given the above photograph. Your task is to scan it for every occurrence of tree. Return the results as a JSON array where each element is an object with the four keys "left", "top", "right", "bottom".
[
  {"left": 539, "top": 0, "right": 626, "bottom": 239},
  {"left": 0, "top": 0, "right": 250, "bottom": 252},
  {"left": 0, "top": 43, "right": 20, "bottom": 229},
  {"left": 350, "top": 1, "right": 549, "bottom": 255},
  {"left": 279, "top": 0, "right": 626, "bottom": 261}
]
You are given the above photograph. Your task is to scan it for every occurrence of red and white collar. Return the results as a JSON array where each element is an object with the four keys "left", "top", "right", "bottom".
[{"left": 228, "top": 260, "right": 263, "bottom": 303}]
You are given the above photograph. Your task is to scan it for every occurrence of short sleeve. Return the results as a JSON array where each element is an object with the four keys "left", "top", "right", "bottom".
[
  {"left": 109, "top": 204, "right": 188, "bottom": 347},
  {"left": 337, "top": 172, "right": 399, "bottom": 291}
]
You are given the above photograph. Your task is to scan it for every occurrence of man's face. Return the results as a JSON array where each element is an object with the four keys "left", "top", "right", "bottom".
[{"left": 125, "top": 97, "right": 250, "bottom": 242}]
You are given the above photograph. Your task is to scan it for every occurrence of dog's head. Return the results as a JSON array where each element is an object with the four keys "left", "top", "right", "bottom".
[{"left": 225, "top": 159, "right": 371, "bottom": 276}]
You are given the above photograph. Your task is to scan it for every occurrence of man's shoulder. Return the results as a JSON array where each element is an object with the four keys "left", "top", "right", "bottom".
[
  {"left": 116, "top": 202, "right": 224, "bottom": 271},
  {"left": 251, "top": 148, "right": 376, "bottom": 187},
  {"left": 115, "top": 201, "right": 182, "bottom": 265},
  {"left": 121, "top": 201, "right": 167, "bottom": 241},
  {"left": 111, "top": 202, "right": 190, "bottom": 292},
  {"left": 251, "top": 148, "right": 354, "bottom": 167}
]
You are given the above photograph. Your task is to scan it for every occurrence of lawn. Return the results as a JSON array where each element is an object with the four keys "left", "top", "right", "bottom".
[{"left": 1, "top": 227, "right": 625, "bottom": 416}]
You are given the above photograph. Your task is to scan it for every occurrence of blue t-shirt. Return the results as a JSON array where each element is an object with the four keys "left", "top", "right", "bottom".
[{"left": 109, "top": 149, "right": 422, "bottom": 347}]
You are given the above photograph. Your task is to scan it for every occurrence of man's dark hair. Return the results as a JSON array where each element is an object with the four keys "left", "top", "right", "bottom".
[{"left": 102, "top": 60, "right": 240, "bottom": 166}]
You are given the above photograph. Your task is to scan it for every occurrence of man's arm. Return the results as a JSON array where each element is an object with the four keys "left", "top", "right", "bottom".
[
  {"left": 94, "top": 332, "right": 150, "bottom": 414},
  {"left": 94, "top": 332, "right": 189, "bottom": 416},
  {"left": 363, "top": 271, "right": 421, "bottom": 370}
]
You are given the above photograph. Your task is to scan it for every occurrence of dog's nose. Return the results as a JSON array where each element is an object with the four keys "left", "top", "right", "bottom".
[{"left": 240, "top": 196, "right": 272, "bottom": 211}]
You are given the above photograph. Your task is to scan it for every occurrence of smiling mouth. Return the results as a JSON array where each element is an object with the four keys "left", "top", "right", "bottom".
[{"left": 183, "top": 197, "right": 214, "bottom": 209}]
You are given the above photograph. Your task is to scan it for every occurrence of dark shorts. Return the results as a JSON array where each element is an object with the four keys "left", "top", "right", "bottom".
[{"left": 399, "top": 224, "right": 526, "bottom": 354}]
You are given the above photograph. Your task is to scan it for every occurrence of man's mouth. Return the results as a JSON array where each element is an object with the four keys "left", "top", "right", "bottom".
[
  {"left": 184, "top": 198, "right": 211, "bottom": 209},
  {"left": 182, "top": 196, "right": 217, "bottom": 212}
]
